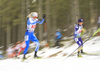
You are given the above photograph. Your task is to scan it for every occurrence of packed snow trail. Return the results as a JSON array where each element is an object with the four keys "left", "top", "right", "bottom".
[
  {"left": 0, "top": 57, "right": 100, "bottom": 71},
  {"left": 0, "top": 36, "right": 100, "bottom": 71}
]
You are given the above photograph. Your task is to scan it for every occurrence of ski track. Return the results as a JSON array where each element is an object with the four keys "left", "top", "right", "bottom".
[{"left": 0, "top": 36, "right": 100, "bottom": 71}]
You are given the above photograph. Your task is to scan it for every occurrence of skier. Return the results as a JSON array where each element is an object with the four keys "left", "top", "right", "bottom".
[
  {"left": 23, "top": 12, "right": 45, "bottom": 59},
  {"left": 74, "top": 19, "right": 86, "bottom": 57},
  {"left": 55, "top": 29, "right": 62, "bottom": 48}
]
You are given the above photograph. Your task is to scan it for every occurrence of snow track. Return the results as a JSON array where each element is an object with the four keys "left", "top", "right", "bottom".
[{"left": 0, "top": 36, "right": 100, "bottom": 71}]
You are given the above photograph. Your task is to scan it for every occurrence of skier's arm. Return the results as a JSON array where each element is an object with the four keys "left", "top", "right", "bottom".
[
  {"left": 37, "top": 14, "right": 45, "bottom": 24},
  {"left": 82, "top": 28, "right": 86, "bottom": 33},
  {"left": 81, "top": 28, "right": 86, "bottom": 36},
  {"left": 37, "top": 19, "right": 44, "bottom": 24}
]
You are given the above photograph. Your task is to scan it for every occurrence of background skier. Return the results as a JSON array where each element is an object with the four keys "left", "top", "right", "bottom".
[
  {"left": 74, "top": 19, "right": 86, "bottom": 57},
  {"left": 55, "top": 29, "right": 62, "bottom": 48}
]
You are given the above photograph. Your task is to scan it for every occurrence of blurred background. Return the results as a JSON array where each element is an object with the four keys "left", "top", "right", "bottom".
[{"left": 0, "top": 0, "right": 100, "bottom": 51}]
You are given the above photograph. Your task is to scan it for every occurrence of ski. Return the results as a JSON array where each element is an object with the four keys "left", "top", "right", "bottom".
[
  {"left": 82, "top": 52, "right": 100, "bottom": 56},
  {"left": 21, "top": 56, "right": 31, "bottom": 62},
  {"left": 34, "top": 57, "right": 42, "bottom": 59},
  {"left": 21, "top": 56, "right": 43, "bottom": 62}
]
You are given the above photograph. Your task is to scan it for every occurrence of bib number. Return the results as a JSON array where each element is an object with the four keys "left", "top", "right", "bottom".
[{"left": 75, "top": 38, "right": 78, "bottom": 42}]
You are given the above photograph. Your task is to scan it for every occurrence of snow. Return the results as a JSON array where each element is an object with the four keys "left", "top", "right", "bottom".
[{"left": 0, "top": 36, "right": 100, "bottom": 71}]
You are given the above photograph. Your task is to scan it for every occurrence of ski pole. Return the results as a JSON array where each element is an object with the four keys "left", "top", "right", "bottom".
[
  {"left": 63, "top": 34, "right": 92, "bottom": 61},
  {"left": 64, "top": 28, "right": 100, "bottom": 60},
  {"left": 92, "top": 28, "right": 100, "bottom": 37},
  {"left": 67, "top": 35, "right": 92, "bottom": 58}
]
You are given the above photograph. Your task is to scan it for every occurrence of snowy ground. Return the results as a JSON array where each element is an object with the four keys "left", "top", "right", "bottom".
[{"left": 0, "top": 36, "right": 100, "bottom": 71}]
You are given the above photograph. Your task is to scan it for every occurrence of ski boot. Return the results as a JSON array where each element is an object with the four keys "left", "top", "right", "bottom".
[
  {"left": 81, "top": 50, "right": 86, "bottom": 54},
  {"left": 22, "top": 54, "right": 26, "bottom": 61},
  {"left": 34, "top": 51, "right": 41, "bottom": 59},
  {"left": 78, "top": 55, "right": 82, "bottom": 57},
  {"left": 77, "top": 51, "right": 82, "bottom": 57}
]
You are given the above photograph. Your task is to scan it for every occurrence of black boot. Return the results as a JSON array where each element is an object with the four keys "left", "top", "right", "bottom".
[
  {"left": 77, "top": 51, "right": 80, "bottom": 57},
  {"left": 81, "top": 50, "right": 83, "bottom": 53},
  {"left": 23, "top": 54, "right": 26, "bottom": 59},
  {"left": 34, "top": 51, "right": 39, "bottom": 58},
  {"left": 22, "top": 54, "right": 26, "bottom": 61},
  {"left": 81, "top": 50, "right": 86, "bottom": 54}
]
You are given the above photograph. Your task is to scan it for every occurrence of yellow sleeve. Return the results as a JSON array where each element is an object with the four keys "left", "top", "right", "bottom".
[{"left": 82, "top": 28, "right": 86, "bottom": 33}]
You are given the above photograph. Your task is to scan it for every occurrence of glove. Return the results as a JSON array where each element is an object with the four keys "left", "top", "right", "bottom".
[
  {"left": 43, "top": 14, "right": 45, "bottom": 19},
  {"left": 38, "top": 19, "right": 42, "bottom": 21},
  {"left": 82, "top": 28, "right": 86, "bottom": 33},
  {"left": 81, "top": 28, "right": 86, "bottom": 36}
]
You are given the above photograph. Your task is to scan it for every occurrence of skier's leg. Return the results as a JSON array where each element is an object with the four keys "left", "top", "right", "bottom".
[
  {"left": 77, "top": 47, "right": 82, "bottom": 57},
  {"left": 56, "top": 40, "right": 59, "bottom": 46},
  {"left": 79, "top": 38, "right": 85, "bottom": 53},
  {"left": 24, "top": 36, "right": 30, "bottom": 54},
  {"left": 56, "top": 39, "right": 60, "bottom": 48},
  {"left": 55, "top": 39, "right": 58, "bottom": 46},
  {"left": 34, "top": 41, "right": 40, "bottom": 58},
  {"left": 34, "top": 41, "right": 40, "bottom": 52},
  {"left": 23, "top": 33, "right": 30, "bottom": 59},
  {"left": 31, "top": 34, "right": 40, "bottom": 58},
  {"left": 58, "top": 38, "right": 61, "bottom": 47},
  {"left": 74, "top": 37, "right": 82, "bottom": 57},
  {"left": 78, "top": 38, "right": 84, "bottom": 56},
  {"left": 81, "top": 47, "right": 83, "bottom": 53}
]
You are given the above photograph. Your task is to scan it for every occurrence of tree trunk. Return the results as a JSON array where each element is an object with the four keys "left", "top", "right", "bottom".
[
  {"left": 89, "top": 0, "right": 96, "bottom": 25},
  {"left": 89, "top": 0, "right": 97, "bottom": 33},
  {"left": 38, "top": 0, "right": 43, "bottom": 41},
  {"left": 12, "top": 26, "right": 17, "bottom": 43},
  {"left": 21, "top": 0, "right": 26, "bottom": 41},
  {"left": 17, "top": 22, "right": 20, "bottom": 41},
  {"left": 26, "top": 0, "right": 30, "bottom": 16},
  {"left": 0, "top": 15, "right": 1, "bottom": 46},
  {"left": 1, "top": 29, "right": 5, "bottom": 49},
  {"left": 6, "top": 26, "right": 11, "bottom": 49},
  {"left": 53, "top": 14, "right": 57, "bottom": 38},
  {"left": 52, "top": 0, "right": 57, "bottom": 38},
  {"left": 46, "top": 0, "right": 50, "bottom": 43},
  {"left": 0, "top": 28, "right": 1, "bottom": 46}
]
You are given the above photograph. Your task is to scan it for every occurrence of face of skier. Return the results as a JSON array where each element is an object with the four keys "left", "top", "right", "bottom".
[
  {"left": 32, "top": 12, "right": 38, "bottom": 20},
  {"left": 78, "top": 22, "right": 83, "bottom": 25},
  {"left": 32, "top": 16, "right": 37, "bottom": 20}
]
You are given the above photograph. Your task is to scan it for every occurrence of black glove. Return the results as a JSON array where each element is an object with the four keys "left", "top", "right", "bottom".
[
  {"left": 43, "top": 14, "right": 45, "bottom": 19},
  {"left": 38, "top": 19, "right": 42, "bottom": 21}
]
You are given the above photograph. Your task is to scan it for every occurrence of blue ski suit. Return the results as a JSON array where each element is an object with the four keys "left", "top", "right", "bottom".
[
  {"left": 24, "top": 18, "right": 44, "bottom": 54},
  {"left": 74, "top": 24, "right": 83, "bottom": 46},
  {"left": 55, "top": 32, "right": 62, "bottom": 40}
]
